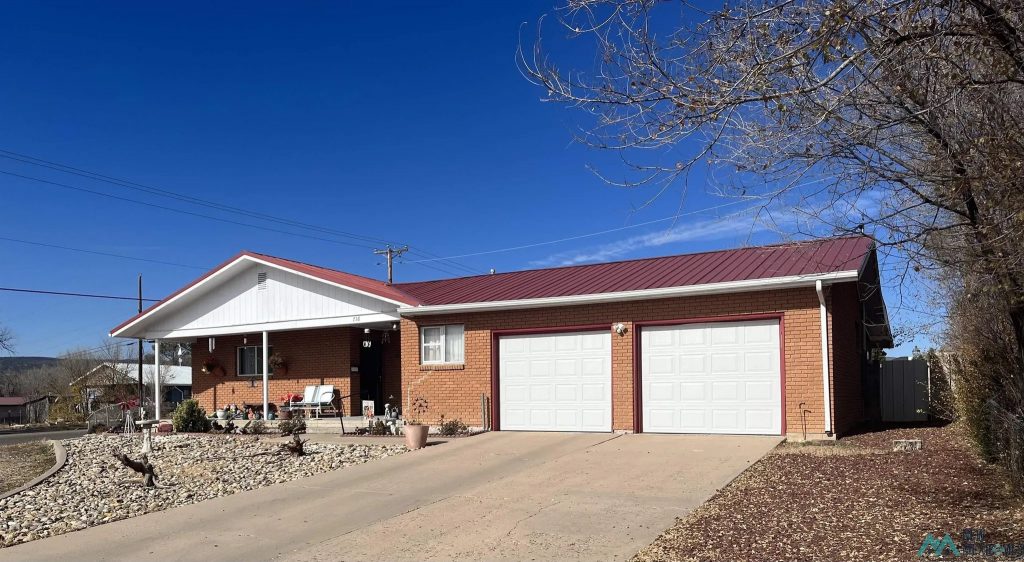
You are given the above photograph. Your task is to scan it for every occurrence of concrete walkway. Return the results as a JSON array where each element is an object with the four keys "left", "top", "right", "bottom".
[{"left": 0, "top": 432, "right": 780, "bottom": 561}]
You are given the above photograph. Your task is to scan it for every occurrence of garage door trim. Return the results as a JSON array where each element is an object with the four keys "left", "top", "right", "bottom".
[
  {"left": 491, "top": 324, "right": 612, "bottom": 431},
  {"left": 633, "top": 313, "right": 786, "bottom": 434}
]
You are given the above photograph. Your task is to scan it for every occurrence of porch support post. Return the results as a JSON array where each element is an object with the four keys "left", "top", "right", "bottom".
[
  {"left": 154, "top": 339, "right": 161, "bottom": 420},
  {"left": 262, "top": 331, "right": 269, "bottom": 420}
]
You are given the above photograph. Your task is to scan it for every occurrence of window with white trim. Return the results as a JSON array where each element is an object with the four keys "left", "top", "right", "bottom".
[
  {"left": 420, "top": 325, "right": 464, "bottom": 364},
  {"left": 236, "top": 346, "right": 272, "bottom": 376}
]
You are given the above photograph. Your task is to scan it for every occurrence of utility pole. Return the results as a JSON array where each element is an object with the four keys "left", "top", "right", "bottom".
[
  {"left": 137, "top": 274, "right": 144, "bottom": 419},
  {"left": 373, "top": 245, "right": 408, "bottom": 285}
]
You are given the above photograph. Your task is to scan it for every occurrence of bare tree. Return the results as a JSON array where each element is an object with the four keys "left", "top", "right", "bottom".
[
  {"left": 521, "top": 0, "right": 1024, "bottom": 352},
  {"left": 0, "top": 325, "right": 13, "bottom": 355}
]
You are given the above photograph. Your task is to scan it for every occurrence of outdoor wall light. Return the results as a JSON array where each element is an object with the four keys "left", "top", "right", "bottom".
[{"left": 612, "top": 323, "right": 628, "bottom": 336}]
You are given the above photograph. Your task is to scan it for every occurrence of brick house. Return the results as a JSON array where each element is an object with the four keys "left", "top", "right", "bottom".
[{"left": 111, "top": 236, "right": 891, "bottom": 439}]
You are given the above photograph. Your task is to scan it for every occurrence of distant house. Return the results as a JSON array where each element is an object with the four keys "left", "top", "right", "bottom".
[
  {"left": 73, "top": 362, "right": 192, "bottom": 412},
  {"left": 0, "top": 396, "right": 50, "bottom": 424}
]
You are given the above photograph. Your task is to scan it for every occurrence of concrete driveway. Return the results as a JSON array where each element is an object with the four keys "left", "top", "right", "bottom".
[{"left": 0, "top": 431, "right": 780, "bottom": 561}]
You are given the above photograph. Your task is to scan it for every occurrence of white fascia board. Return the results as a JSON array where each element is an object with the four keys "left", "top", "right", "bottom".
[
  {"left": 111, "top": 255, "right": 252, "bottom": 338},
  {"left": 111, "top": 255, "right": 408, "bottom": 338},
  {"left": 397, "top": 271, "right": 860, "bottom": 316},
  {"left": 134, "top": 312, "right": 401, "bottom": 340}
]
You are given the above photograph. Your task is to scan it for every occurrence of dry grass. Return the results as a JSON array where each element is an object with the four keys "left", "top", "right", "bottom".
[
  {"left": 634, "top": 424, "right": 1023, "bottom": 562},
  {"left": 0, "top": 442, "right": 54, "bottom": 495}
]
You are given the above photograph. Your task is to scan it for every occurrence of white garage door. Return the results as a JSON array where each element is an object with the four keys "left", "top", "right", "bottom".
[
  {"left": 499, "top": 331, "right": 612, "bottom": 432},
  {"left": 641, "top": 319, "right": 782, "bottom": 435}
]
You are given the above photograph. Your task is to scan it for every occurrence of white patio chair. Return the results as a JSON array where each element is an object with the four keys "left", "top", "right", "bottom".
[
  {"left": 292, "top": 385, "right": 319, "bottom": 417},
  {"left": 309, "top": 384, "right": 337, "bottom": 418}
]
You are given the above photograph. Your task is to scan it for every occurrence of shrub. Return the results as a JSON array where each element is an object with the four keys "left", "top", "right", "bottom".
[
  {"left": 249, "top": 420, "right": 267, "bottom": 435},
  {"left": 278, "top": 419, "right": 306, "bottom": 436},
  {"left": 172, "top": 399, "right": 212, "bottom": 433},
  {"left": 437, "top": 415, "right": 468, "bottom": 436}
]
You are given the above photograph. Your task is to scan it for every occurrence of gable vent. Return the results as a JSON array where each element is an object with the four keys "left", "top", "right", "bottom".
[{"left": 257, "top": 272, "right": 268, "bottom": 290}]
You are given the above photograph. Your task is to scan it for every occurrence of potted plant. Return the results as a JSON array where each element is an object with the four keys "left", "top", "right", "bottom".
[
  {"left": 279, "top": 393, "right": 301, "bottom": 420},
  {"left": 403, "top": 397, "right": 430, "bottom": 450},
  {"left": 268, "top": 353, "right": 288, "bottom": 376},
  {"left": 201, "top": 357, "right": 222, "bottom": 376}
]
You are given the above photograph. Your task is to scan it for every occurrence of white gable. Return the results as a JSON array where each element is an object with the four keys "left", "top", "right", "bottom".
[{"left": 117, "top": 260, "right": 401, "bottom": 339}]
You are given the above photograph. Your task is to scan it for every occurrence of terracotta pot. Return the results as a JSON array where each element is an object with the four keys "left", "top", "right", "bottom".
[
  {"left": 404, "top": 424, "right": 429, "bottom": 450},
  {"left": 279, "top": 408, "right": 293, "bottom": 420},
  {"left": 273, "top": 367, "right": 288, "bottom": 376}
]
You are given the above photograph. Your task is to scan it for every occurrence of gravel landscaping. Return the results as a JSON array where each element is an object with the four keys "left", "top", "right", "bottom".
[
  {"left": 0, "top": 442, "right": 54, "bottom": 495},
  {"left": 634, "top": 424, "right": 1023, "bottom": 562},
  {"left": 0, "top": 434, "right": 405, "bottom": 548}
]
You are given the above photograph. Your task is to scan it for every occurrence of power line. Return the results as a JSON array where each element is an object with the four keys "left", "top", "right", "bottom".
[
  {"left": 0, "top": 169, "right": 378, "bottom": 249},
  {"left": 0, "top": 236, "right": 208, "bottom": 270},
  {"left": 0, "top": 286, "right": 160, "bottom": 302},
  {"left": 0, "top": 149, "right": 484, "bottom": 275},
  {"left": 405, "top": 199, "right": 760, "bottom": 264},
  {"left": 0, "top": 149, "right": 391, "bottom": 246}
]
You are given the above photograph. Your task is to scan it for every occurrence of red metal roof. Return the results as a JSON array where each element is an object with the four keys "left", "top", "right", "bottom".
[
  {"left": 394, "top": 236, "right": 873, "bottom": 306},
  {"left": 0, "top": 397, "right": 29, "bottom": 406}
]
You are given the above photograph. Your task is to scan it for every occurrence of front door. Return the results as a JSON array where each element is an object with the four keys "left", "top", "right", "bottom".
[{"left": 359, "top": 331, "right": 383, "bottom": 415}]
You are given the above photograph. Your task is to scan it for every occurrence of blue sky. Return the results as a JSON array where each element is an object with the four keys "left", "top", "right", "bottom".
[{"left": 0, "top": 1, "right": 925, "bottom": 357}]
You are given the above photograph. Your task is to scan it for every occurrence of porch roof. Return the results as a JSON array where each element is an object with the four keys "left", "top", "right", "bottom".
[{"left": 110, "top": 251, "right": 413, "bottom": 340}]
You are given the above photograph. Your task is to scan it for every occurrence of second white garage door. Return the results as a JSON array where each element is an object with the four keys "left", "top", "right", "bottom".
[
  {"left": 499, "top": 331, "right": 612, "bottom": 432},
  {"left": 641, "top": 319, "right": 782, "bottom": 435}
]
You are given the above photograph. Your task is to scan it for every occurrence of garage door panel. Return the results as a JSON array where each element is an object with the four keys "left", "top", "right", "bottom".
[
  {"left": 745, "top": 410, "right": 774, "bottom": 431},
  {"left": 745, "top": 381, "right": 773, "bottom": 401},
  {"left": 504, "top": 384, "right": 528, "bottom": 402},
  {"left": 745, "top": 351, "right": 774, "bottom": 372},
  {"left": 581, "top": 357, "right": 605, "bottom": 376},
  {"left": 711, "top": 326, "right": 740, "bottom": 345},
  {"left": 554, "top": 384, "right": 577, "bottom": 401},
  {"left": 555, "top": 359, "right": 577, "bottom": 376},
  {"left": 711, "top": 381, "right": 739, "bottom": 401},
  {"left": 648, "top": 354, "right": 675, "bottom": 375},
  {"left": 500, "top": 331, "right": 612, "bottom": 432},
  {"left": 712, "top": 410, "right": 740, "bottom": 430},
  {"left": 679, "top": 355, "right": 705, "bottom": 373},
  {"left": 642, "top": 319, "right": 781, "bottom": 435},
  {"left": 680, "top": 382, "right": 704, "bottom": 401},
  {"left": 710, "top": 353, "right": 740, "bottom": 373},
  {"left": 529, "top": 385, "right": 551, "bottom": 401}
]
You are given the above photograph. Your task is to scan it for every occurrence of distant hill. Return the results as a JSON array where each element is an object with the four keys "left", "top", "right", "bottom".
[{"left": 0, "top": 356, "right": 59, "bottom": 373}]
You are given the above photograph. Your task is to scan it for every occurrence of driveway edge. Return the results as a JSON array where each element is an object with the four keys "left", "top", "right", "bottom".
[{"left": 0, "top": 439, "right": 67, "bottom": 501}]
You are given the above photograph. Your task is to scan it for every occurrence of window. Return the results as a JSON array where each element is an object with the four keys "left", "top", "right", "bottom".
[
  {"left": 420, "top": 325, "right": 464, "bottom": 364},
  {"left": 236, "top": 346, "right": 272, "bottom": 376}
]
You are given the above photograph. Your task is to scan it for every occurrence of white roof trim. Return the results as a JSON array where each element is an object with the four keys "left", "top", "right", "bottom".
[
  {"left": 397, "top": 271, "right": 860, "bottom": 316},
  {"left": 111, "top": 254, "right": 407, "bottom": 338},
  {"left": 140, "top": 312, "right": 400, "bottom": 339}
]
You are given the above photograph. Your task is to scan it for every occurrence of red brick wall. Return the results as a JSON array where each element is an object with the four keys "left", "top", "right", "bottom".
[
  {"left": 829, "top": 282, "right": 866, "bottom": 434},
  {"left": 189, "top": 326, "right": 403, "bottom": 418},
  {"left": 190, "top": 327, "right": 360, "bottom": 415},
  {"left": 400, "top": 286, "right": 857, "bottom": 435}
]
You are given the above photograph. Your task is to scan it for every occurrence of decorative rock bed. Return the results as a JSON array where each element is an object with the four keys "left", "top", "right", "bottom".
[{"left": 0, "top": 434, "right": 405, "bottom": 548}]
